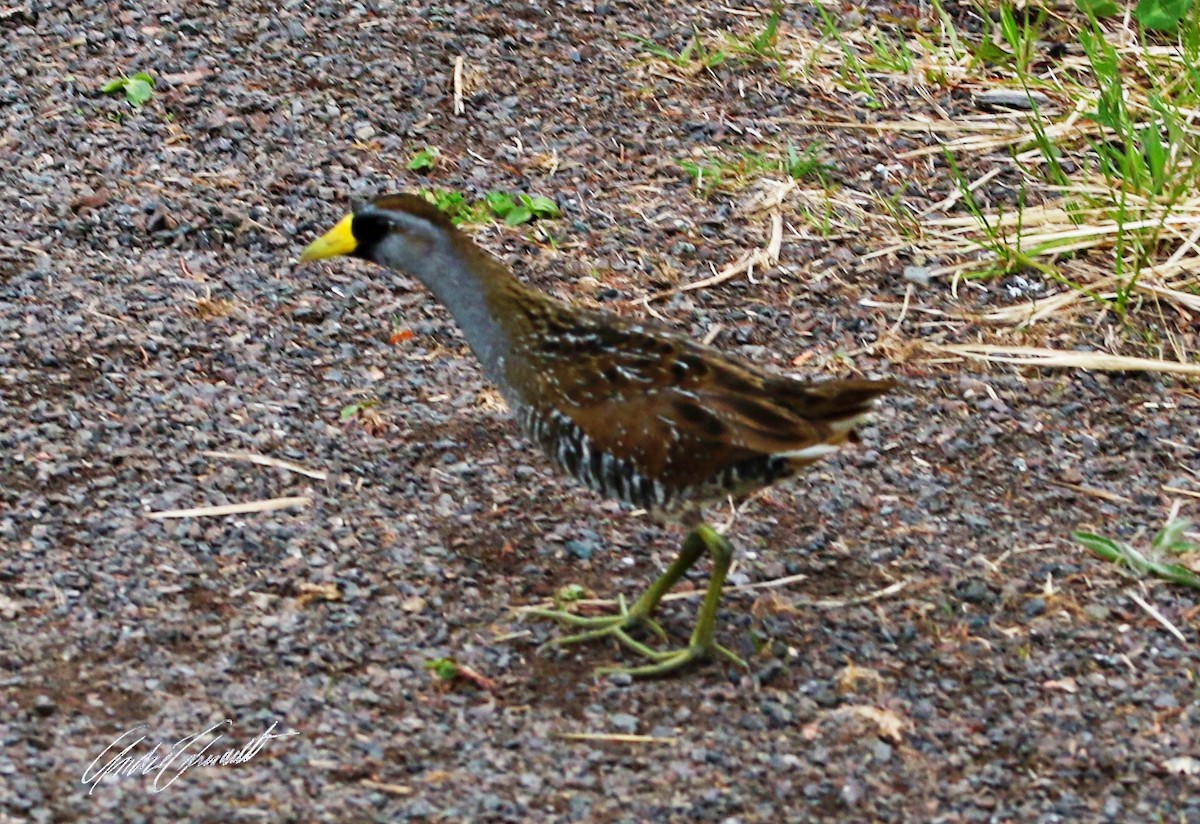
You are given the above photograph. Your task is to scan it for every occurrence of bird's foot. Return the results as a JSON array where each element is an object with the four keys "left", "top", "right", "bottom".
[
  {"left": 595, "top": 640, "right": 747, "bottom": 679},
  {"left": 525, "top": 594, "right": 669, "bottom": 660}
]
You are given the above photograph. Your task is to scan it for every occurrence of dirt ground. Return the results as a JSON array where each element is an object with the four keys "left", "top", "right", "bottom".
[{"left": 2, "top": 1, "right": 1199, "bottom": 822}]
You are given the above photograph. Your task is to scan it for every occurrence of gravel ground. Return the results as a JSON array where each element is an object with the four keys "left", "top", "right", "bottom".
[{"left": 3, "top": 2, "right": 1199, "bottom": 822}]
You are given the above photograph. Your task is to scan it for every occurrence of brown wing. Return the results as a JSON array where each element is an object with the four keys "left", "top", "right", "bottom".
[{"left": 504, "top": 304, "right": 894, "bottom": 496}]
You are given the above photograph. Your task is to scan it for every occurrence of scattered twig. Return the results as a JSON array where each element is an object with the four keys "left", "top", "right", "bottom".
[
  {"left": 1129, "top": 591, "right": 1187, "bottom": 643},
  {"left": 146, "top": 496, "right": 312, "bottom": 520},
  {"left": 810, "top": 579, "right": 908, "bottom": 609},
  {"left": 452, "top": 56, "right": 465, "bottom": 115},
  {"left": 933, "top": 344, "right": 1200, "bottom": 376},
  {"left": 1050, "top": 480, "right": 1133, "bottom": 504},
  {"left": 701, "top": 323, "right": 724, "bottom": 346},
  {"left": 202, "top": 450, "right": 327, "bottom": 480},
  {"left": 858, "top": 298, "right": 952, "bottom": 318},
  {"left": 359, "top": 780, "right": 414, "bottom": 796},
  {"left": 976, "top": 542, "right": 1056, "bottom": 574},
  {"left": 888, "top": 283, "right": 913, "bottom": 335},
  {"left": 648, "top": 211, "right": 782, "bottom": 301},
  {"left": 554, "top": 732, "right": 677, "bottom": 745},
  {"left": 919, "top": 166, "right": 1003, "bottom": 217}
]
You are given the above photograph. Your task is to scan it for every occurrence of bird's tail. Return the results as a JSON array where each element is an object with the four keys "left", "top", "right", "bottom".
[{"left": 772, "top": 377, "right": 897, "bottom": 446}]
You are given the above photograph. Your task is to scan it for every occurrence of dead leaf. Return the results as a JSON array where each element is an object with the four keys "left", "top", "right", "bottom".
[
  {"left": 841, "top": 705, "right": 907, "bottom": 743},
  {"left": 401, "top": 595, "right": 427, "bottom": 613},
  {"left": 161, "top": 69, "right": 212, "bottom": 86},
  {"left": 70, "top": 191, "right": 109, "bottom": 212},
  {"left": 836, "top": 662, "right": 885, "bottom": 694},
  {"left": 455, "top": 664, "right": 497, "bottom": 691},
  {"left": 358, "top": 407, "right": 389, "bottom": 435},
  {"left": 195, "top": 296, "right": 236, "bottom": 320},
  {"left": 1042, "top": 678, "right": 1079, "bottom": 694},
  {"left": 295, "top": 582, "right": 341, "bottom": 607},
  {"left": 750, "top": 591, "right": 797, "bottom": 619}
]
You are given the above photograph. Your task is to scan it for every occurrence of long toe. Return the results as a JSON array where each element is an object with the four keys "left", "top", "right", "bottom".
[
  {"left": 594, "top": 641, "right": 747, "bottom": 679},
  {"left": 525, "top": 606, "right": 669, "bottom": 660}
]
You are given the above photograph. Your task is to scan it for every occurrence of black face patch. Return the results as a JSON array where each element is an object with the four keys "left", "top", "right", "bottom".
[{"left": 350, "top": 211, "right": 391, "bottom": 259}]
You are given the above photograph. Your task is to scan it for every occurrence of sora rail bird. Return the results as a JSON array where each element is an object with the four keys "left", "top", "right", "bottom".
[{"left": 300, "top": 193, "right": 895, "bottom": 677}]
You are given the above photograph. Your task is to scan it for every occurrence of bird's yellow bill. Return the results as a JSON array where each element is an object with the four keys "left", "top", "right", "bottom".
[{"left": 299, "top": 213, "right": 356, "bottom": 262}]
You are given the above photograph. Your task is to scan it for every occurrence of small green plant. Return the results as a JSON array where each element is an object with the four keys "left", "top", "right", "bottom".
[
  {"left": 1074, "top": 517, "right": 1200, "bottom": 589},
  {"left": 626, "top": 6, "right": 787, "bottom": 77},
  {"left": 679, "top": 156, "right": 730, "bottom": 196},
  {"left": 1005, "top": 6, "right": 1046, "bottom": 74},
  {"left": 941, "top": 146, "right": 1096, "bottom": 291},
  {"left": 623, "top": 29, "right": 728, "bottom": 72},
  {"left": 419, "top": 189, "right": 560, "bottom": 227},
  {"left": 1073, "top": 16, "right": 1195, "bottom": 314},
  {"left": 875, "top": 191, "right": 923, "bottom": 242},
  {"left": 794, "top": 190, "right": 837, "bottom": 237},
  {"left": 341, "top": 398, "right": 387, "bottom": 434},
  {"left": 420, "top": 189, "right": 489, "bottom": 224},
  {"left": 725, "top": 4, "right": 784, "bottom": 66},
  {"left": 424, "top": 657, "right": 461, "bottom": 681},
  {"left": 553, "top": 583, "right": 588, "bottom": 609},
  {"left": 1078, "top": 0, "right": 1195, "bottom": 31},
  {"left": 926, "top": 3, "right": 1200, "bottom": 331},
  {"left": 424, "top": 656, "right": 496, "bottom": 690},
  {"left": 340, "top": 399, "right": 378, "bottom": 421},
  {"left": 485, "top": 192, "right": 561, "bottom": 226},
  {"left": 1075, "top": 0, "right": 1121, "bottom": 16},
  {"left": 928, "top": 0, "right": 967, "bottom": 61},
  {"left": 814, "top": 4, "right": 881, "bottom": 108},
  {"left": 864, "top": 29, "right": 916, "bottom": 74},
  {"left": 407, "top": 146, "right": 439, "bottom": 172},
  {"left": 101, "top": 72, "right": 155, "bottom": 106},
  {"left": 1136, "top": 0, "right": 1194, "bottom": 31},
  {"left": 680, "top": 143, "right": 829, "bottom": 196},
  {"left": 1078, "top": 24, "right": 1186, "bottom": 201},
  {"left": 780, "top": 143, "right": 829, "bottom": 182}
]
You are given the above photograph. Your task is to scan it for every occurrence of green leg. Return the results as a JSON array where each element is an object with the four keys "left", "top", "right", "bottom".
[
  {"left": 524, "top": 528, "right": 707, "bottom": 657},
  {"left": 526, "top": 524, "right": 748, "bottom": 677},
  {"left": 597, "top": 524, "right": 746, "bottom": 678}
]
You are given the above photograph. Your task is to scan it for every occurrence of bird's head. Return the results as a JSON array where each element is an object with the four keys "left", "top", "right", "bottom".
[{"left": 299, "top": 193, "right": 458, "bottom": 269}]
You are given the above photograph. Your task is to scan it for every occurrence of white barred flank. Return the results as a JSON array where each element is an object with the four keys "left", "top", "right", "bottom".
[
  {"left": 517, "top": 406, "right": 672, "bottom": 510},
  {"left": 515, "top": 404, "right": 842, "bottom": 511}
]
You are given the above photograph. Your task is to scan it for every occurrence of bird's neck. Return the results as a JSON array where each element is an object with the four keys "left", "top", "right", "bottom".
[{"left": 407, "top": 235, "right": 532, "bottom": 382}]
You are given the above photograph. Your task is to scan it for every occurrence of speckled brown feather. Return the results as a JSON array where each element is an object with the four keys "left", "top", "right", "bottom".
[{"left": 483, "top": 275, "right": 894, "bottom": 508}]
